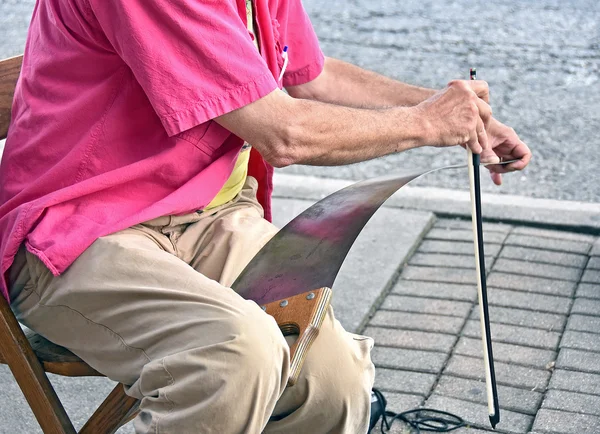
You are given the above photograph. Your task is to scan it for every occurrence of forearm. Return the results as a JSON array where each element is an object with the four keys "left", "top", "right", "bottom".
[
  {"left": 287, "top": 57, "right": 436, "bottom": 108},
  {"left": 280, "top": 98, "right": 424, "bottom": 166},
  {"left": 216, "top": 89, "right": 424, "bottom": 167}
]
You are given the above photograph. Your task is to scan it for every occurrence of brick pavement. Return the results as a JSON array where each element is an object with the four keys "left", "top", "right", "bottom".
[{"left": 366, "top": 218, "right": 600, "bottom": 433}]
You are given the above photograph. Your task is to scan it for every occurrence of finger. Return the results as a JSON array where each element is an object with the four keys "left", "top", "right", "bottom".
[
  {"left": 481, "top": 149, "right": 500, "bottom": 165},
  {"left": 466, "top": 128, "right": 482, "bottom": 154},
  {"left": 467, "top": 80, "right": 490, "bottom": 103},
  {"left": 476, "top": 118, "right": 492, "bottom": 156},
  {"left": 510, "top": 143, "right": 532, "bottom": 170},
  {"left": 503, "top": 140, "right": 532, "bottom": 171},
  {"left": 475, "top": 98, "right": 492, "bottom": 128},
  {"left": 490, "top": 171, "right": 503, "bottom": 186}
]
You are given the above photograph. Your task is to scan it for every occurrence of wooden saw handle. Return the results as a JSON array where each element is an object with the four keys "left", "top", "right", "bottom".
[{"left": 262, "top": 287, "right": 332, "bottom": 386}]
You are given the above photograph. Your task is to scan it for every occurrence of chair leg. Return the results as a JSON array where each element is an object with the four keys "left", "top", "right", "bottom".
[
  {"left": 0, "top": 297, "right": 76, "bottom": 434},
  {"left": 79, "top": 383, "right": 139, "bottom": 434}
]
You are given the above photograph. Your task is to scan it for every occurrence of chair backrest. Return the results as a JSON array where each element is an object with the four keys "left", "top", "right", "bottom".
[{"left": 0, "top": 55, "right": 23, "bottom": 141}]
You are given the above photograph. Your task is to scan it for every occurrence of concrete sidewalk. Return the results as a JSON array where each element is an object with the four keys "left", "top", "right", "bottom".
[{"left": 0, "top": 172, "right": 598, "bottom": 433}]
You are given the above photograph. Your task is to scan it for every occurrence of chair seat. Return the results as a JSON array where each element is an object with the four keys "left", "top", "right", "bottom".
[{"left": 0, "top": 329, "right": 102, "bottom": 377}]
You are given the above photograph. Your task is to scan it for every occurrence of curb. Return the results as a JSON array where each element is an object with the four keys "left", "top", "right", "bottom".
[{"left": 273, "top": 173, "right": 600, "bottom": 234}]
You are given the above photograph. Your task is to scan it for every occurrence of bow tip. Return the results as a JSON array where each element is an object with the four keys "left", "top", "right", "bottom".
[{"left": 489, "top": 413, "right": 500, "bottom": 429}]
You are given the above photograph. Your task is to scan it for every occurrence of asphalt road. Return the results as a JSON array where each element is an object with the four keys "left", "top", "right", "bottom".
[{"left": 1, "top": 0, "right": 599, "bottom": 202}]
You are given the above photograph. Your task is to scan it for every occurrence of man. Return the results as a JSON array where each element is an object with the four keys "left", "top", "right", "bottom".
[{"left": 0, "top": 0, "right": 530, "bottom": 433}]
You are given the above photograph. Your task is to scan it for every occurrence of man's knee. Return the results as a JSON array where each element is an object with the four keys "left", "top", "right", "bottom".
[
  {"left": 226, "top": 302, "right": 291, "bottom": 375},
  {"left": 320, "top": 333, "right": 375, "bottom": 417},
  {"left": 312, "top": 312, "right": 375, "bottom": 404},
  {"left": 270, "top": 311, "right": 375, "bottom": 432}
]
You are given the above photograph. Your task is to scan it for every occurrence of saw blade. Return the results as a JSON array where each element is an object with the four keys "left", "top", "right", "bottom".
[{"left": 231, "top": 165, "right": 465, "bottom": 304}]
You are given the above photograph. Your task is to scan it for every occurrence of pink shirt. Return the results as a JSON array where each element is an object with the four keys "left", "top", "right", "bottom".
[{"left": 0, "top": 0, "right": 324, "bottom": 301}]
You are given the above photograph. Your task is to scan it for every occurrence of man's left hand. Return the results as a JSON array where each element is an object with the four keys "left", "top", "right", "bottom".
[{"left": 481, "top": 118, "right": 532, "bottom": 185}]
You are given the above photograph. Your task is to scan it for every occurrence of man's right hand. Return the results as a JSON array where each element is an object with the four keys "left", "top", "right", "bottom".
[{"left": 414, "top": 80, "right": 492, "bottom": 155}]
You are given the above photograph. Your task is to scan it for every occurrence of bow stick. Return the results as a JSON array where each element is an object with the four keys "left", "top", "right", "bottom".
[{"left": 468, "top": 68, "right": 500, "bottom": 428}]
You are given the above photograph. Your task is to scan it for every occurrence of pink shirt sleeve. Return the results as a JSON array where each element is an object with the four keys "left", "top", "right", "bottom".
[
  {"left": 89, "top": 0, "right": 278, "bottom": 136},
  {"left": 280, "top": 0, "right": 325, "bottom": 88}
]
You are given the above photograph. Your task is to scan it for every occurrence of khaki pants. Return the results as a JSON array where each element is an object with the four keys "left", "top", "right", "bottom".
[{"left": 8, "top": 177, "right": 375, "bottom": 434}]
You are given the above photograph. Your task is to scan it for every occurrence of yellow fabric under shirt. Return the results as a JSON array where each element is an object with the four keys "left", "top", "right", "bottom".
[{"left": 205, "top": 0, "right": 258, "bottom": 211}]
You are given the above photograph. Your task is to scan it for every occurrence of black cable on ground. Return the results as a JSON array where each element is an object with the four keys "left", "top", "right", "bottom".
[{"left": 371, "top": 388, "right": 465, "bottom": 433}]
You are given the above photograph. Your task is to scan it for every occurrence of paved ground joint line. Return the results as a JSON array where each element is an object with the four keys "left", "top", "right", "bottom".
[
  {"left": 460, "top": 334, "right": 559, "bottom": 352},
  {"left": 454, "top": 347, "right": 558, "bottom": 371},
  {"left": 442, "top": 354, "right": 552, "bottom": 393},
  {"left": 412, "top": 259, "right": 586, "bottom": 278},
  {"left": 437, "top": 211, "right": 598, "bottom": 235},
  {"left": 364, "top": 323, "right": 458, "bottom": 337},
  {"left": 546, "top": 386, "right": 600, "bottom": 400},
  {"left": 484, "top": 291, "right": 573, "bottom": 316},
  {"left": 405, "top": 275, "right": 578, "bottom": 296},
  {"left": 378, "top": 306, "right": 463, "bottom": 318},
  {"left": 432, "top": 213, "right": 600, "bottom": 237},
  {"left": 474, "top": 318, "right": 564, "bottom": 333},
  {"left": 491, "top": 270, "right": 582, "bottom": 284},
  {"left": 432, "top": 390, "right": 539, "bottom": 418},
  {"left": 372, "top": 343, "right": 451, "bottom": 356},
  {"left": 559, "top": 346, "right": 600, "bottom": 356},
  {"left": 502, "top": 256, "right": 587, "bottom": 269},
  {"left": 564, "top": 310, "right": 600, "bottom": 318}
]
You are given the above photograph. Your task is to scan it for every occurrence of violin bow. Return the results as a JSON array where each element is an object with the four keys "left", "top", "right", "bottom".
[{"left": 468, "top": 68, "right": 500, "bottom": 428}]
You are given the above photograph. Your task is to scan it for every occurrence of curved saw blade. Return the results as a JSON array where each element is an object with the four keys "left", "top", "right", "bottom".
[{"left": 232, "top": 165, "right": 465, "bottom": 305}]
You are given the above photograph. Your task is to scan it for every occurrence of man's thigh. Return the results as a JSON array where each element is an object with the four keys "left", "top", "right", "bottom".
[{"left": 9, "top": 227, "right": 273, "bottom": 386}]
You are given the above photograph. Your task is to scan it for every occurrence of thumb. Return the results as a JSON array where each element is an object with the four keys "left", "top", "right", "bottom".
[{"left": 480, "top": 147, "right": 500, "bottom": 165}]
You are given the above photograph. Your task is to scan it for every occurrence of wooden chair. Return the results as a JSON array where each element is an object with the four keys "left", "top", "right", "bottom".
[{"left": 0, "top": 55, "right": 140, "bottom": 434}]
